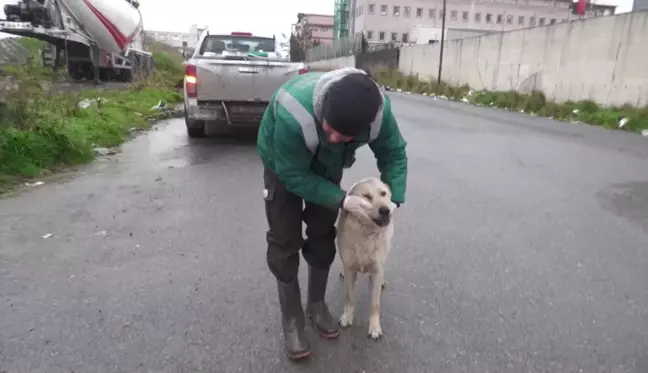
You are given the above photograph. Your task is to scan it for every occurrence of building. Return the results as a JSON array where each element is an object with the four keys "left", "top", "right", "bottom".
[
  {"left": 295, "top": 13, "right": 335, "bottom": 46},
  {"left": 633, "top": 0, "right": 648, "bottom": 11},
  {"left": 349, "top": 0, "right": 616, "bottom": 44},
  {"left": 145, "top": 24, "right": 206, "bottom": 50},
  {"left": 335, "top": 0, "right": 352, "bottom": 38}
]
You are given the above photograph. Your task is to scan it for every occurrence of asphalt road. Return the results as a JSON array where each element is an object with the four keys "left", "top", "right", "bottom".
[{"left": 2, "top": 92, "right": 648, "bottom": 373}]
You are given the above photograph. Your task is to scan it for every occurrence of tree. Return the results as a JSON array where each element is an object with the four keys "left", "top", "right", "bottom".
[
  {"left": 361, "top": 32, "right": 369, "bottom": 53},
  {"left": 289, "top": 13, "right": 321, "bottom": 62},
  {"left": 289, "top": 32, "right": 305, "bottom": 62}
]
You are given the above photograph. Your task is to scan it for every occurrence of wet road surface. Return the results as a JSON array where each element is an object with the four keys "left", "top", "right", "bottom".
[{"left": 2, "top": 92, "right": 648, "bottom": 373}]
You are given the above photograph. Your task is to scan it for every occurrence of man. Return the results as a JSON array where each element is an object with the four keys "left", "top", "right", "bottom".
[{"left": 256, "top": 67, "right": 408, "bottom": 360}]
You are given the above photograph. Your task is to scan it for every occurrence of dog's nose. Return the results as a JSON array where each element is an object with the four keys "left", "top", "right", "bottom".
[{"left": 378, "top": 206, "right": 390, "bottom": 216}]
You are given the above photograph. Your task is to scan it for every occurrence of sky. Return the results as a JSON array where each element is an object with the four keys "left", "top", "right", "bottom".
[
  {"left": 0, "top": 0, "right": 333, "bottom": 39},
  {"left": 0, "top": 0, "right": 636, "bottom": 39}
]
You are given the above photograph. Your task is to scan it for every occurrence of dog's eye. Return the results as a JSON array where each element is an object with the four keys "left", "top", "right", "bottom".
[
  {"left": 363, "top": 193, "right": 373, "bottom": 201},
  {"left": 380, "top": 190, "right": 387, "bottom": 197}
]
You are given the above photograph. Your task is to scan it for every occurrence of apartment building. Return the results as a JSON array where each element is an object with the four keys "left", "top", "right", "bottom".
[
  {"left": 145, "top": 24, "right": 206, "bottom": 50},
  {"left": 633, "top": 0, "right": 648, "bottom": 11},
  {"left": 351, "top": 0, "right": 616, "bottom": 43},
  {"left": 295, "top": 13, "right": 335, "bottom": 46}
]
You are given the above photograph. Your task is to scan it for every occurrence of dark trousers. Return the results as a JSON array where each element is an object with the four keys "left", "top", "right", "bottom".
[{"left": 263, "top": 167, "right": 340, "bottom": 284}]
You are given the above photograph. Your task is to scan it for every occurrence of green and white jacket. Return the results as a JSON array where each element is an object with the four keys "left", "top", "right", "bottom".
[{"left": 256, "top": 67, "right": 408, "bottom": 210}]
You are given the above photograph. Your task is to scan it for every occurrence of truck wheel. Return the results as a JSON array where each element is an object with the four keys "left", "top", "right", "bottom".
[
  {"left": 185, "top": 109, "right": 206, "bottom": 138},
  {"left": 120, "top": 69, "right": 133, "bottom": 82},
  {"left": 67, "top": 62, "right": 84, "bottom": 80},
  {"left": 186, "top": 121, "right": 206, "bottom": 138},
  {"left": 187, "top": 125, "right": 206, "bottom": 138}
]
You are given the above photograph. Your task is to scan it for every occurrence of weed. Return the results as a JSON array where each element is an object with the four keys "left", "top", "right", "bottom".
[
  {"left": 373, "top": 69, "right": 648, "bottom": 134},
  {"left": 0, "top": 39, "right": 184, "bottom": 192}
]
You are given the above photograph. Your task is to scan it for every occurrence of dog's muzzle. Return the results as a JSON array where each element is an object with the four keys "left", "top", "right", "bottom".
[{"left": 372, "top": 206, "right": 392, "bottom": 227}]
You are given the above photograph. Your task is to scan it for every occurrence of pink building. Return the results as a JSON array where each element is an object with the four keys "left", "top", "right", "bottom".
[{"left": 296, "top": 13, "right": 334, "bottom": 46}]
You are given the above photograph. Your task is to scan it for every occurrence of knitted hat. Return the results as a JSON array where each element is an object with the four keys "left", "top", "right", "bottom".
[{"left": 321, "top": 73, "right": 382, "bottom": 138}]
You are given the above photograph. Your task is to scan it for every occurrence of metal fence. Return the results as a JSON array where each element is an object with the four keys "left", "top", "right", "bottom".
[
  {"left": 356, "top": 45, "right": 400, "bottom": 73},
  {"left": 305, "top": 33, "right": 364, "bottom": 62}
]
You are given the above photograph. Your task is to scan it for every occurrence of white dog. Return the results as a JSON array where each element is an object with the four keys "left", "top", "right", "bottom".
[{"left": 336, "top": 176, "right": 396, "bottom": 340}]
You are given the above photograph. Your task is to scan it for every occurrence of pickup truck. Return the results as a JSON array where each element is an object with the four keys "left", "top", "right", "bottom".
[{"left": 182, "top": 31, "right": 308, "bottom": 138}]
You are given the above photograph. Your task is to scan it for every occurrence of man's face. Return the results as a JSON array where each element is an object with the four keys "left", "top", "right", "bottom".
[{"left": 323, "top": 120, "right": 354, "bottom": 144}]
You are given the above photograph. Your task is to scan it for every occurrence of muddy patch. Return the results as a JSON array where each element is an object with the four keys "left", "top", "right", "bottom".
[{"left": 598, "top": 181, "right": 648, "bottom": 232}]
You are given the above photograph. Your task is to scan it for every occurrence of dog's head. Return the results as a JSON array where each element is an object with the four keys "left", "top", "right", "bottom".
[{"left": 347, "top": 177, "right": 395, "bottom": 227}]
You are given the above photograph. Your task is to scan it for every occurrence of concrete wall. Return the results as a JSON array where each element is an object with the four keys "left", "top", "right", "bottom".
[
  {"left": 307, "top": 55, "right": 356, "bottom": 71},
  {"left": 398, "top": 10, "right": 648, "bottom": 107},
  {"left": 308, "top": 11, "right": 648, "bottom": 107}
]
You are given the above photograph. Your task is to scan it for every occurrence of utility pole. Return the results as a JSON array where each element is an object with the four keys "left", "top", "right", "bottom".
[{"left": 437, "top": 0, "right": 447, "bottom": 85}]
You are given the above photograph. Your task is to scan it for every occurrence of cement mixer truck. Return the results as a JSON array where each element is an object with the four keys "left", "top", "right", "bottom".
[{"left": 0, "top": 0, "right": 153, "bottom": 82}]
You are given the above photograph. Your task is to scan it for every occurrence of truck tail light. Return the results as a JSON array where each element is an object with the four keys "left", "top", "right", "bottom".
[
  {"left": 298, "top": 67, "right": 308, "bottom": 75},
  {"left": 185, "top": 64, "right": 197, "bottom": 97}
]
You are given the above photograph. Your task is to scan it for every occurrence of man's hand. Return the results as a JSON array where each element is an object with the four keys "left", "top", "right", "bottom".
[{"left": 341, "top": 195, "right": 373, "bottom": 221}]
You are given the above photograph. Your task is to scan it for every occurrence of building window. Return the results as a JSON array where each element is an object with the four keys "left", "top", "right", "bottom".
[
  {"left": 402, "top": 33, "right": 408, "bottom": 42},
  {"left": 496, "top": 14, "right": 503, "bottom": 24},
  {"left": 529, "top": 16, "right": 536, "bottom": 26},
  {"left": 359, "top": 5, "right": 363, "bottom": 16},
  {"left": 367, "top": 30, "right": 374, "bottom": 39},
  {"left": 506, "top": 14, "right": 513, "bottom": 24},
  {"left": 462, "top": 11, "right": 469, "bottom": 21},
  {"left": 451, "top": 10, "right": 458, "bottom": 20},
  {"left": 539, "top": 17, "right": 545, "bottom": 25},
  {"left": 550, "top": 18, "right": 556, "bottom": 24},
  {"left": 379, "top": 31, "right": 385, "bottom": 40},
  {"left": 429, "top": 8, "right": 436, "bottom": 18},
  {"left": 486, "top": 13, "right": 492, "bottom": 23},
  {"left": 393, "top": 6, "right": 400, "bottom": 16},
  {"left": 368, "top": 4, "right": 375, "bottom": 14},
  {"left": 404, "top": 6, "right": 411, "bottom": 17},
  {"left": 380, "top": 5, "right": 387, "bottom": 15},
  {"left": 475, "top": 12, "right": 481, "bottom": 22},
  {"left": 416, "top": 8, "right": 423, "bottom": 17},
  {"left": 391, "top": 32, "right": 398, "bottom": 41},
  {"left": 439, "top": 9, "right": 444, "bottom": 19},
  {"left": 518, "top": 15, "right": 525, "bottom": 25}
]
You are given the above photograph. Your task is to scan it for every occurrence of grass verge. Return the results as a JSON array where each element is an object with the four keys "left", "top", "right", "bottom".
[
  {"left": 0, "top": 38, "right": 185, "bottom": 193},
  {"left": 373, "top": 69, "right": 648, "bottom": 134}
]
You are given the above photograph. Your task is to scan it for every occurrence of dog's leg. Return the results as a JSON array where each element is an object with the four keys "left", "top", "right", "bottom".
[
  {"left": 339, "top": 266, "right": 357, "bottom": 328},
  {"left": 368, "top": 270, "right": 385, "bottom": 340}
]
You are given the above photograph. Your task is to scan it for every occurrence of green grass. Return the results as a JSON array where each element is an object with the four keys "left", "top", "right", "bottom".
[
  {"left": 0, "top": 38, "right": 185, "bottom": 192},
  {"left": 374, "top": 69, "right": 648, "bottom": 134}
]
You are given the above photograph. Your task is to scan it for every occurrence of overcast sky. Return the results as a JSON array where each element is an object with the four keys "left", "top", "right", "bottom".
[{"left": 0, "top": 0, "right": 636, "bottom": 39}]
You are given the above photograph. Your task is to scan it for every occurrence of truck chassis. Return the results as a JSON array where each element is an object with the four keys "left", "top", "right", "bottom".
[{"left": 1, "top": 0, "right": 153, "bottom": 83}]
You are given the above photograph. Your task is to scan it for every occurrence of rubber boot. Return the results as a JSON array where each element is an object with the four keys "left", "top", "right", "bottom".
[
  {"left": 305, "top": 266, "right": 340, "bottom": 339},
  {"left": 277, "top": 278, "right": 311, "bottom": 360}
]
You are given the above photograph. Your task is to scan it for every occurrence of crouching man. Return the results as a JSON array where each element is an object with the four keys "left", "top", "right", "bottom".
[{"left": 256, "top": 67, "right": 408, "bottom": 360}]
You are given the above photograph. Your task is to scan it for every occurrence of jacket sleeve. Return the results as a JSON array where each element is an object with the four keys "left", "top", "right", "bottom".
[
  {"left": 368, "top": 96, "right": 408, "bottom": 204},
  {"left": 272, "top": 112, "right": 347, "bottom": 210}
]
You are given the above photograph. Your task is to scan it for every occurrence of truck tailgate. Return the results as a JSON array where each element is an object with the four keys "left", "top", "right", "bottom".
[{"left": 196, "top": 59, "right": 300, "bottom": 102}]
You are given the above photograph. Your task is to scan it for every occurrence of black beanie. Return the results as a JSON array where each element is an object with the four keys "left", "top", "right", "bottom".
[{"left": 321, "top": 73, "right": 382, "bottom": 138}]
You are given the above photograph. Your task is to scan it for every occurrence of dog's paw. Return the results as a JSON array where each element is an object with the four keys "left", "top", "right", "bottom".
[
  {"left": 339, "top": 311, "right": 354, "bottom": 328},
  {"left": 368, "top": 324, "right": 383, "bottom": 340}
]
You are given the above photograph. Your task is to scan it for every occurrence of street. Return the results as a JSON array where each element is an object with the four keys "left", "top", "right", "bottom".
[{"left": 1, "top": 92, "right": 648, "bottom": 373}]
